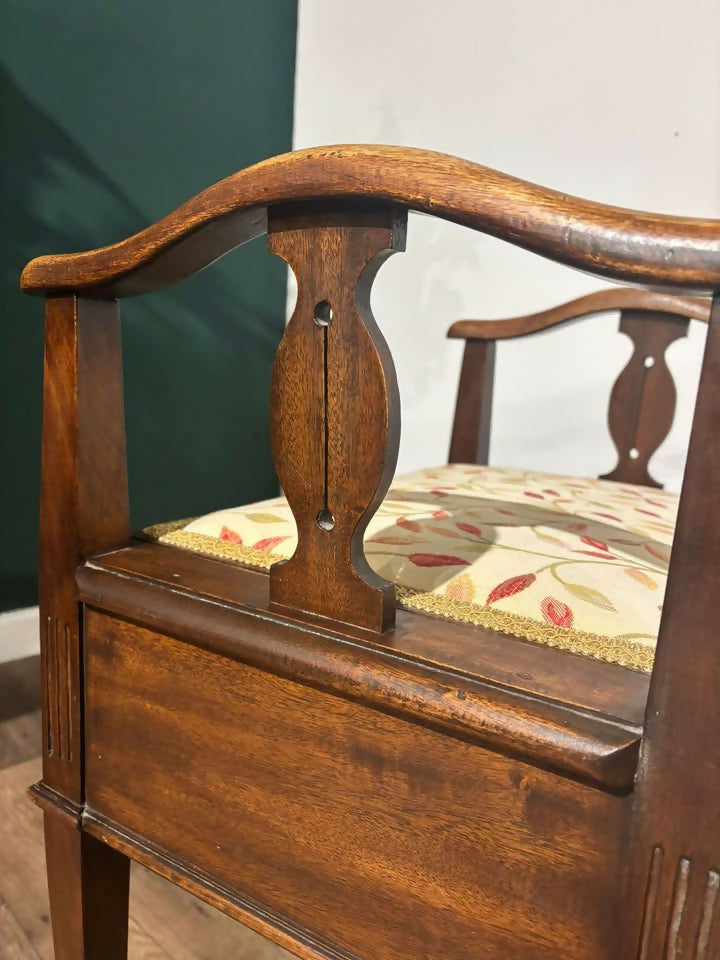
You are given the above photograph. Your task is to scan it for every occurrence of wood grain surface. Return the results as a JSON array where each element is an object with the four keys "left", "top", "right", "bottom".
[
  {"left": 0, "top": 760, "right": 289, "bottom": 959},
  {"left": 38, "top": 297, "right": 130, "bottom": 802},
  {"left": 77, "top": 552, "right": 643, "bottom": 794},
  {"left": 20, "top": 147, "right": 720, "bottom": 296},
  {"left": 83, "top": 612, "right": 631, "bottom": 960},
  {"left": 268, "top": 203, "right": 405, "bottom": 632},
  {"left": 448, "top": 288, "right": 708, "bottom": 488},
  {"left": 620, "top": 294, "right": 720, "bottom": 959},
  {"left": 448, "top": 338, "right": 495, "bottom": 464},
  {"left": 600, "top": 310, "right": 690, "bottom": 487},
  {"left": 448, "top": 288, "right": 710, "bottom": 340},
  {"left": 87, "top": 540, "right": 651, "bottom": 726}
]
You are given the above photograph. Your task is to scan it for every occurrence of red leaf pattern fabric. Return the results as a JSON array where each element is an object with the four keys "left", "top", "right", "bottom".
[
  {"left": 580, "top": 536, "right": 608, "bottom": 552},
  {"left": 408, "top": 553, "right": 470, "bottom": 567},
  {"left": 456, "top": 522, "right": 482, "bottom": 536},
  {"left": 156, "top": 462, "right": 678, "bottom": 670},
  {"left": 487, "top": 573, "right": 536, "bottom": 605},
  {"left": 575, "top": 550, "right": 617, "bottom": 559},
  {"left": 252, "top": 536, "right": 289, "bottom": 552},
  {"left": 220, "top": 526, "right": 242, "bottom": 544},
  {"left": 540, "top": 597, "right": 574, "bottom": 628},
  {"left": 397, "top": 517, "right": 421, "bottom": 532},
  {"left": 645, "top": 543, "right": 671, "bottom": 564}
]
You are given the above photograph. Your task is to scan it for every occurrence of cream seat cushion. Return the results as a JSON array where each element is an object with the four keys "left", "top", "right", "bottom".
[{"left": 146, "top": 464, "right": 678, "bottom": 672}]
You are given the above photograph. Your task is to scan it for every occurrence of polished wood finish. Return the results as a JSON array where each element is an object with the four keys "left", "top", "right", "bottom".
[
  {"left": 38, "top": 296, "right": 129, "bottom": 802},
  {"left": 91, "top": 539, "right": 651, "bottom": 727},
  {"left": 76, "top": 549, "right": 642, "bottom": 793},
  {"left": 43, "top": 807, "right": 130, "bottom": 960},
  {"left": 37, "top": 296, "right": 131, "bottom": 959},
  {"left": 83, "top": 610, "right": 630, "bottom": 960},
  {"left": 620, "top": 293, "right": 720, "bottom": 959},
  {"left": 268, "top": 203, "right": 405, "bottom": 632},
  {"left": 19, "top": 147, "right": 720, "bottom": 296},
  {"left": 600, "top": 310, "right": 689, "bottom": 487},
  {"left": 22, "top": 145, "right": 720, "bottom": 959},
  {"left": 448, "top": 288, "right": 709, "bottom": 487},
  {"left": 448, "top": 339, "right": 495, "bottom": 464},
  {"left": 448, "top": 288, "right": 710, "bottom": 341}
]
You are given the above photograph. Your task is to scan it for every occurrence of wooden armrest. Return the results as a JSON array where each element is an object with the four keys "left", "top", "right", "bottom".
[
  {"left": 21, "top": 145, "right": 720, "bottom": 297},
  {"left": 448, "top": 287, "right": 711, "bottom": 480},
  {"left": 448, "top": 288, "right": 711, "bottom": 341},
  {"left": 25, "top": 145, "right": 720, "bottom": 959}
]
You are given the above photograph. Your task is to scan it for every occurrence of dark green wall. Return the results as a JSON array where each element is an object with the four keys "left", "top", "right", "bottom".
[{"left": 0, "top": 2, "right": 297, "bottom": 610}]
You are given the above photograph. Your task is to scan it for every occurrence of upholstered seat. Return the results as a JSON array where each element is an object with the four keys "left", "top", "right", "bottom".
[
  {"left": 147, "top": 464, "right": 677, "bottom": 671},
  {"left": 26, "top": 143, "right": 720, "bottom": 960}
]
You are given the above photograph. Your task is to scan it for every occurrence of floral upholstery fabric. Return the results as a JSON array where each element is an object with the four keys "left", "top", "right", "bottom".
[{"left": 146, "top": 465, "right": 678, "bottom": 672}]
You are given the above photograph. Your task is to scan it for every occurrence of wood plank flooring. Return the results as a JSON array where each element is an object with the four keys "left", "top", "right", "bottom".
[
  {"left": 0, "top": 656, "right": 42, "bottom": 771},
  {"left": 0, "top": 752, "right": 290, "bottom": 958}
]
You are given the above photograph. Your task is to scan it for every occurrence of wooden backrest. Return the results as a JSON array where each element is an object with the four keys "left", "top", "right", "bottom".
[
  {"left": 20, "top": 144, "right": 720, "bottom": 629},
  {"left": 448, "top": 288, "right": 711, "bottom": 487},
  {"left": 21, "top": 144, "right": 720, "bottom": 959},
  {"left": 21, "top": 146, "right": 720, "bottom": 634}
]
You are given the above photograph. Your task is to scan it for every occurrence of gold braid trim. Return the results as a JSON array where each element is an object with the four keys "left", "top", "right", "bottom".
[
  {"left": 148, "top": 527, "right": 654, "bottom": 673},
  {"left": 150, "top": 527, "right": 284, "bottom": 571},
  {"left": 394, "top": 587, "right": 654, "bottom": 672},
  {"left": 143, "top": 518, "right": 194, "bottom": 538}
]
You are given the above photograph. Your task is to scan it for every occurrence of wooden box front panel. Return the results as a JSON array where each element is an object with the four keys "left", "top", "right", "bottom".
[{"left": 84, "top": 610, "right": 629, "bottom": 960}]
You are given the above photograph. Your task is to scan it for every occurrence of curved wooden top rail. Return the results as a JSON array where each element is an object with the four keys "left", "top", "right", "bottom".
[
  {"left": 21, "top": 145, "right": 720, "bottom": 297},
  {"left": 448, "top": 288, "right": 711, "bottom": 340}
]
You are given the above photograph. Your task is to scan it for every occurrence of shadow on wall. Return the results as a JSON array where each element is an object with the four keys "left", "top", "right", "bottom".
[{"left": 0, "top": 66, "right": 284, "bottom": 611}]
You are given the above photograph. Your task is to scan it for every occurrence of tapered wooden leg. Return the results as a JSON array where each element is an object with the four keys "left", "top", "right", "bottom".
[{"left": 44, "top": 810, "right": 130, "bottom": 960}]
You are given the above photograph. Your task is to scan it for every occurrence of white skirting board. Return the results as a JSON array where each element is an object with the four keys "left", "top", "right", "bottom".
[{"left": 0, "top": 607, "right": 40, "bottom": 664}]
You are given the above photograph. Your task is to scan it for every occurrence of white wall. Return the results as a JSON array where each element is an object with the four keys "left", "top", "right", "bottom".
[
  {"left": 293, "top": 0, "right": 720, "bottom": 490},
  {"left": 0, "top": 607, "right": 39, "bottom": 663}
]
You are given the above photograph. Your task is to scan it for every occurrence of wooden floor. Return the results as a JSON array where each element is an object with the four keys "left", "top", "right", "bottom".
[
  {"left": 0, "top": 658, "right": 290, "bottom": 959},
  {"left": 0, "top": 657, "right": 42, "bottom": 772}
]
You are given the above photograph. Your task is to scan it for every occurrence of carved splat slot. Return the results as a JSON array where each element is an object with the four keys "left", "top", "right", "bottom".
[
  {"left": 696, "top": 870, "right": 720, "bottom": 959},
  {"left": 268, "top": 202, "right": 406, "bottom": 632},
  {"left": 64, "top": 622, "right": 73, "bottom": 763},
  {"left": 44, "top": 616, "right": 73, "bottom": 762},
  {"left": 54, "top": 620, "right": 62, "bottom": 760},
  {"left": 44, "top": 615, "right": 54, "bottom": 757},
  {"left": 666, "top": 857, "right": 691, "bottom": 957},
  {"left": 636, "top": 848, "right": 720, "bottom": 959},
  {"left": 601, "top": 309, "right": 690, "bottom": 488},
  {"left": 637, "top": 846, "right": 664, "bottom": 960},
  {"left": 315, "top": 299, "right": 333, "bottom": 527}
]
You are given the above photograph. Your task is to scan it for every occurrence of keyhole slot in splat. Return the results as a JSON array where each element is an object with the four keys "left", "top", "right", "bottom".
[
  {"left": 317, "top": 509, "right": 335, "bottom": 531},
  {"left": 627, "top": 359, "right": 653, "bottom": 455},
  {"left": 313, "top": 300, "right": 333, "bottom": 326},
  {"left": 316, "top": 300, "right": 332, "bottom": 516}
]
